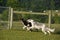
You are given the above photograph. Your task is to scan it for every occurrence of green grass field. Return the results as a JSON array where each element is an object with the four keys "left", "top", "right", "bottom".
[
  {"left": 0, "top": 22, "right": 60, "bottom": 40},
  {"left": 0, "top": 29, "right": 60, "bottom": 40}
]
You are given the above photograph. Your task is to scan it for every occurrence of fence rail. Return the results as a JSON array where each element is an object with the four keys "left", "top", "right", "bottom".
[
  {"left": 14, "top": 11, "right": 60, "bottom": 16},
  {"left": 14, "top": 11, "right": 48, "bottom": 15}
]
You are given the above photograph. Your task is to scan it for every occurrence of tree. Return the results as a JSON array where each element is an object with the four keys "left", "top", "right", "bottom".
[
  {"left": 0, "top": 0, "right": 7, "bottom": 6},
  {"left": 6, "top": 0, "right": 20, "bottom": 10}
]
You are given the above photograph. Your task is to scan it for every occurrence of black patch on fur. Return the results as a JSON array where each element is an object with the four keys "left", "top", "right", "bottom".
[
  {"left": 21, "top": 18, "right": 32, "bottom": 27},
  {"left": 28, "top": 22, "right": 32, "bottom": 27}
]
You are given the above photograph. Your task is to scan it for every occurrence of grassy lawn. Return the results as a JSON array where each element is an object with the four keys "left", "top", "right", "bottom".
[
  {"left": 0, "top": 22, "right": 60, "bottom": 40},
  {"left": 0, "top": 29, "right": 60, "bottom": 40}
]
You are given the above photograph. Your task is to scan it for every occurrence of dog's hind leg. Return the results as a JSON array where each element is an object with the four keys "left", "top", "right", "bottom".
[
  {"left": 47, "top": 31, "right": 51, "bottom": 35},
  {"left": 42, "top": 29, "right": 47, "bottom": 35}
]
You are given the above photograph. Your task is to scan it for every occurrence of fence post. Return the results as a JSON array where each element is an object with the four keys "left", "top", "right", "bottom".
[
  {"left": 48, "top": 10, "right": 51, "bottom": 27},
  {"left": 10, "top": 8, "right": 13, "bottom": 29}
]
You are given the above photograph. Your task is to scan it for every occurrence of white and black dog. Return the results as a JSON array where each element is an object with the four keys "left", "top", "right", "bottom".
[
  {"left": 21, "top": 18, "right": 55, "bottom": 35},
  {"left": 20, "top": 18, "right": 33, "bottom": 31}
]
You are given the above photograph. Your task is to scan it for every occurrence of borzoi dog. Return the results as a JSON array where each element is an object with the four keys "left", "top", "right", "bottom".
[
  {"left": 27, "top": 19, "right": 55, "bottom": 35},
  {"left": 21, "top": 18, "right": 55, "bottom": 35}
]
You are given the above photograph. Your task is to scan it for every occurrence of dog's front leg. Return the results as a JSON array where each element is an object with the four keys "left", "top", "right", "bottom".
[{"left": 23, "top": 25, "right": 27, "bottom": 30}]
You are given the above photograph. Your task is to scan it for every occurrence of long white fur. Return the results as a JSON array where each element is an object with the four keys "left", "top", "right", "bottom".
[{"left": 23, "top": 19, "right": 55, "bottom": 35}]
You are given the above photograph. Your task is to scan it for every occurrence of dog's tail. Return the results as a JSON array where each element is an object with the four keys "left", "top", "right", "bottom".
[{"left": 49, "top": 28, "right": 55, "bottom": 32}]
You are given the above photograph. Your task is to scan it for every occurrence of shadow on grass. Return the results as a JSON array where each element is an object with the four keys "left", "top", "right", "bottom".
[
  {"left": 52, "top": 27, "right": 60, "bottom": 35},
  {"left": 54, "top": 31, "right": 60, "bottom": 34}
]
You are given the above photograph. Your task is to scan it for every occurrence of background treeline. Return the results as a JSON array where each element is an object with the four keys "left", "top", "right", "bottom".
[
  {"left": 0, "top": 0, "right": 60, "bottom": 11},
  {"left": 0, "top": 0, "right": 60, "bottom": 24}
]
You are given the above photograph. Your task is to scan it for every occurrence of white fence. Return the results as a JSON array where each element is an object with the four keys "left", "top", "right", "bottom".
[
  {"left": 0, "top": 7, "right": 53, "bottom": 29},
  {"left": 0, "top": 7, "right": 13, "bottom": 29},
  {"left": 12, "top": 8, "right": 52, "bottom": 29}
]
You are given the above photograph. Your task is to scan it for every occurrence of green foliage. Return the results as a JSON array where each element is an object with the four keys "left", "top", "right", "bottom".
[
  {"left": 13, "top": 13, "right": 22, "bottom": 21},
  {"left": 21, "top": 14, "right": 48, "bottom": 23},
  {"left": 2, "top": 10, "right": 8, "bottom": 21},
  {"left": 54, "top": 14, "right": 60, "bottom": 24},
  {"left": 0, "top": 0, "right": 7, "bottom": 6},
  {"left": 0, "top": 0, "right": 60, "bottom": 10},
  {"left": 6, "top": 0, "right": 20, "bottom": 10}
]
